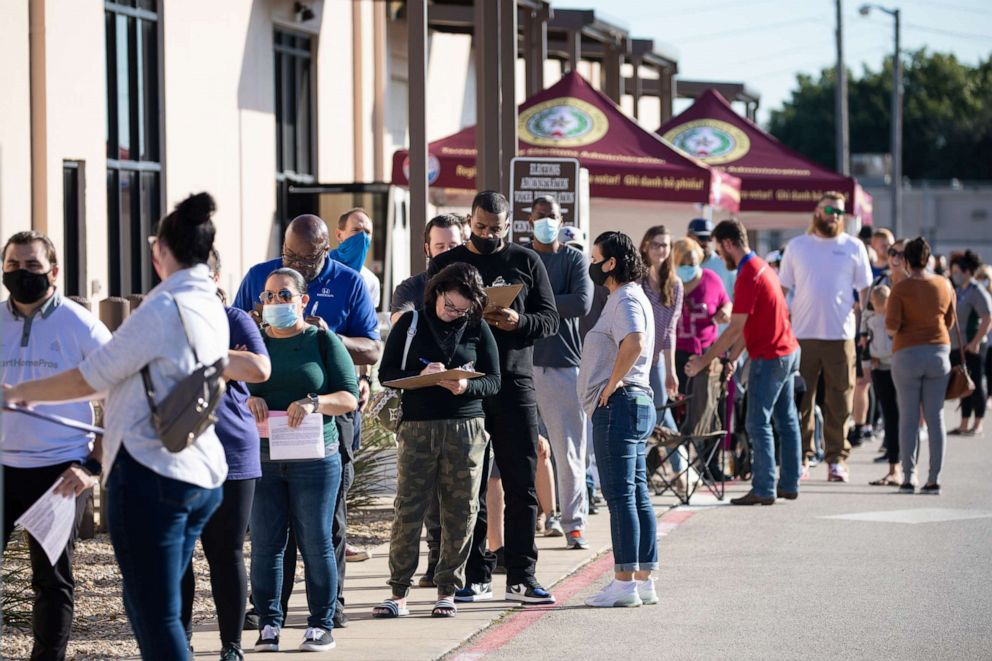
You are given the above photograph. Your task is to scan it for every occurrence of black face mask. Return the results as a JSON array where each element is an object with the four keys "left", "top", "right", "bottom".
[
  {"left": 588, "top": 260, "right": 611, "bottom": 287},
  {"left": 3, "top": 269, "right": 52, "bottom": 304},
  {"left": 470, "top": 232, "right": 502, "bottom": 255}
]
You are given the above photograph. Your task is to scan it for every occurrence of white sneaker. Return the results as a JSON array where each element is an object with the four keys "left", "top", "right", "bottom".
[
  {"left": 299, "top": 627, "right": 335, "bottom": 652},
  {"left": 637, "top": 578, "right": 658, "bottom": 605},
  {"left": 583, "top": 580, "right": 642, "bottom": 608}
]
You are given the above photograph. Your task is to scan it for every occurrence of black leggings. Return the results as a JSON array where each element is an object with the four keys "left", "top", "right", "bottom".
[
  {"left": 871, "top": 368, "right": 900, "bottom": 464},
  {"left": 181, "top": 478, "right": 256, "bottom": 648},
  {"left": 953, "top": 349, "right": 987, "bottom": 419}
]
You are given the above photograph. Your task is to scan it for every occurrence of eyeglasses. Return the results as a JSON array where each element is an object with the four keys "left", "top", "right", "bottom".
[
  {"left": 649, "top": 241, "right": 670, "bottom": 250},
  {"left": 442, "top": 293, "right": 471, "bottom": 317},
  {"left": 282, "top": 247, "right": 326, "bottom": 268},
  {"left": 888, "top": 249, "right": 905, "bottom": 258},
  {"left": 259, "top": 289, "right": 300, "bottom": 304},
  {"left": 822, "top": 206, "right": 845, "bottom": 216}
]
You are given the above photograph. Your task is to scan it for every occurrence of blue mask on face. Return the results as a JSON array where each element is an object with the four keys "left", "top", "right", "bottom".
[
  {"left": 532, "top": 218, "right": 561, "bottom": 244},
  {"left": 329, "top": 232, "right": 371, "bottom": 272},
  {"left": 677, "top": 265, "right": 700, "bottom": 283},
  {"left": 262, "top": 303, "right": 299, "bottom": 329}
]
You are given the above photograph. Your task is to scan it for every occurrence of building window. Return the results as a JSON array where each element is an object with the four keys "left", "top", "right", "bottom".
[
  {"left": 105, "top": 0, "right": 160, "bottom": 296},
  {"left": 62, "top": 161, "right": 86, "bottom": 298},
  {"left": 274, "top": 29, "right": 315, "bottom": 230}
]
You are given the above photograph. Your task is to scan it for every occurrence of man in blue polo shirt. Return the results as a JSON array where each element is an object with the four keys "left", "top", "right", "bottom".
[{"left": 234, "top": 214, "right": 380, "bottom": 629}]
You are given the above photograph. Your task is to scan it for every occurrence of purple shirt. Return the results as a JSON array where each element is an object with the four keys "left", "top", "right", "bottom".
[
  {"left": 216, "top": 307, "right": 269, "bottom": 480},
  {"left": 641, "top": 276, "right": 683, "bottom": 362},
  {"left": 676, "top": 269, "right": 729, "bottom": 355}
]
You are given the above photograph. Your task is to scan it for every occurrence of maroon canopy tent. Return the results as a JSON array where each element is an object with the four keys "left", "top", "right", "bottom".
[
  {"left": 657, "top": 89, "right": 872, "bottom": 223},
  {"left": 392, "top": 72, "right": 741, "bottom": 212}
]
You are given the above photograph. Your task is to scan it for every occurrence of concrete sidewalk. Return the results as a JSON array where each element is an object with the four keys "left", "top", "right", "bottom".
[{"left": 189, "top": 484, "right": 687, "bottom": 659}]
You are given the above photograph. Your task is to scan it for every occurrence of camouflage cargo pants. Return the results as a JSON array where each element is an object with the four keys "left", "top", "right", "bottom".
[{"left": 388, "top": 418, "right": 487, "bottom": 597}]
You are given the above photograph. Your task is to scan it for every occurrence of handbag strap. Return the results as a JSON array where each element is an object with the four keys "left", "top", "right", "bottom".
[
  {"left": 401, "top": 309, "right": 419, "bottom": 371},
  {"left": 950, "top": 280, "right": 967, "bottom": 364},
  {"left": 140, "top": 294, "right": 200, "bottom": 415}
]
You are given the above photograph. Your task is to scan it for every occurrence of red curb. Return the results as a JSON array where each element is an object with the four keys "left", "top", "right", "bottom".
[{"left": 451, "top": 508, "right": 696, "bottom": 659}]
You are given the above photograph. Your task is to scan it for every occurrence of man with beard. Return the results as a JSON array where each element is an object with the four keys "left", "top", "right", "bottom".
[
  {"left": 686, "top": 220, "right": 801, "bottom": 505},
  {"left": 779, "top": 192, "right": 872, "bottom": 483},
  {"left": 427, "top": 191, "right": 560, "bottom": 605},
  {"left": 234, "top": 214, "right": 380, "bottom": 629}
]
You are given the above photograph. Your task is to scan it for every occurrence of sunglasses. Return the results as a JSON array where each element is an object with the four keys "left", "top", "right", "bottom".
[
  {"left": 259, "top": 289, "right": 300, "bottom": 304},
  {"left": 442, "top": 293, "right": 471, "bottom": 317},
  {"left": 888, "top": 249, "right": 905, "bottom": 258},
  {"left": 821, "top": 206, "right": 845, "bottom": 216}
]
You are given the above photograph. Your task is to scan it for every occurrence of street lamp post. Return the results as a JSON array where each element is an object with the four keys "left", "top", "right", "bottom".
[{"left": 860, "top": 4, "right": 902, "bottom": 237}]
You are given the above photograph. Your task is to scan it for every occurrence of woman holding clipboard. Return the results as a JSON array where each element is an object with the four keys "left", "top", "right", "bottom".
[
  {"left": 373, "top": 263, "right": 500, "bottom": 618},
  {"left": 245, "top": 267, "right": 358, "bottom": 653}
]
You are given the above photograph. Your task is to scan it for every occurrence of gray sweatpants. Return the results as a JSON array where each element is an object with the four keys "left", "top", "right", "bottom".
[
  {"left": 535, "top": 366, "right": 588, "bottom": 532},
  {"left": 891, "top": 344, "right": 951, "bottom": 485}
]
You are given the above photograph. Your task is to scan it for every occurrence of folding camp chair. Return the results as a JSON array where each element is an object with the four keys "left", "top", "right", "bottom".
[{"left": 647, "top": 365, "right": 728, "bottom": 505}]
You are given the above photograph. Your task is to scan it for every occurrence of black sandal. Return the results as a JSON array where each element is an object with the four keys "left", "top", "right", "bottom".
[
  {"left": 372, "top": 599, "right": 409, "bottom": 618},
  {"left": 431, "top": 597, "right": 457, "bottom": 618}
]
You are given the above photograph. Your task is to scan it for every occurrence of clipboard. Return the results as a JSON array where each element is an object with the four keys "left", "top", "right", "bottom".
[
  {"left": 484, "top": 284, "right": 523, "bottom": 311},
  {"left": 382, "top": 369, "right": 485, "bottom": 390},
  {"left": 3, "top": 403, "right": 104, "bottom": 435}
]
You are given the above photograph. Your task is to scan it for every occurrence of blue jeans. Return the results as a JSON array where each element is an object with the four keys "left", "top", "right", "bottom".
[
  {"left": 746, "top": 350, "right": 802, "bottom": 498},
  {"left": 106, "top": 448, "right": 222, "bottom": 660},
  {"left": 649, "top": 359, "right": 687, "bottom": 472},
  {"left": 251, "top": 453, "right": 342, "bottom": 630},
  {"left": 592, "top": 387, "right": 658, "bottom": 572}
]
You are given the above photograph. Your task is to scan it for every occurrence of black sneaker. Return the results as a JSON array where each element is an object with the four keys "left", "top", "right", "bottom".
[
  {"left": 220, "top": 644, "right": 245, "bottom": 661},
  {"left": 299, "top": 627, "right": 335, "bottom": 652},
  {"left": 899, "top": 482, "right": 915, "bottom": 494},
  {"left": 253, "top": 625, "right": 280, "bottom": 652},
  {"left": 505, "top": 581, "right": 556, "bottom": 605},
  {"left": 333, "top": 610, "right": 349, "bottom": 629},
  {"left": 454, "top": 582, "right": 493, "bottom": 602},
  {"left": 920, "top": 483, "right": 941, "bottom": 495}
]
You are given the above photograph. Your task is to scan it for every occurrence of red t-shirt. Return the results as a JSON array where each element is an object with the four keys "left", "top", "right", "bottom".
[{"left": 733, "top": 254, "right": 798, "bottom": 360}]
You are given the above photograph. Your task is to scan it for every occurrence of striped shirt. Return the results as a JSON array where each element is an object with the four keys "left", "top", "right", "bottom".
[{"left": 641, "top": 276, "right": 683, "bottom": 361}]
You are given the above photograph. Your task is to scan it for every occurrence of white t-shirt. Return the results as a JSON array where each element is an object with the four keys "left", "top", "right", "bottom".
[
  {"left": 779, "top": 233, "right": 872, "bottom": 340},
  {"left": 1, "top": 295, "right": 112, "bottom": 468},
  {"left": 361, "top": 266, "right": 381, "bottom": 309}
]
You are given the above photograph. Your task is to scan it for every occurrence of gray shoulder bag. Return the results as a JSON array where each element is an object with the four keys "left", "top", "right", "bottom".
[{"left": 141, "top": 298, "right": 228, "bottom": 453}]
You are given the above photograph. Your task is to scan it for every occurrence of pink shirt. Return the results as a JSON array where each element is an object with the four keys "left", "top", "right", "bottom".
[{"left": 676, "top": 269, "right": 730, "bottom": 355}]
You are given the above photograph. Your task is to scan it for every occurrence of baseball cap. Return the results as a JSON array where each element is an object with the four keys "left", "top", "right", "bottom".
[
  {"left": 558, "top": 225, "right": 586, "bottom": 248},
  {"left": 687, "top": 218, "right": 714, "bottom": 239}
]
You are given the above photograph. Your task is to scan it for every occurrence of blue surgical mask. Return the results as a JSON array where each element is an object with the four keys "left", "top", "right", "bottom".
[
  {"left": 677, "top": 265, "right": 700, "bottom": 283},
  {"left": 262, "top": 303, "right": 300, "bottom": 328},
  {"left": 532, "top": 218, "right": 561, "bottom": 244},
  {"left": 329, "top": 232, "right": 371, "bottom": 272}
]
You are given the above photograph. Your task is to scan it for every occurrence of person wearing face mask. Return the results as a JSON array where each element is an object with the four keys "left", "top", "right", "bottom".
[
  {"left": 577, "top": 231, "right": 658, "bottom": 607},
  {"left": 372, "top": 263, "right": 500, "bottom": 618},
  {"left": 5, "top": 193, "right": 230, "bottom": 660},
  {"left": 779, "top": 192, "right": 872, "bottom": 483},
  {"left": 1, "top": 231, "right": 112, "bottom": 661},
  {"left": 686, "top": 220, "right": 801, "bottom": 506},
  {"left": 234, "top": 213, "right": 379, "bottom": 629},
  {"left": 246, "top": 268, "right": 359, "bottom": 652},
  {"left": 390, "top": 214, "right": 465, "bottom": 325},
  {"left": 334, "top": 208, "right": 379, "bottom": 307},
  {"left": 427, "top": 191, "right": 559, "bottom": 605},
  {"left": 688, "top": 218, "right": 736, "bottom": 305},
  {"left": 948, "top": 250, "right": 992, "bottom": 436},
  {"left": 526, "top": 195, "right": 593, "bottom": 549}
]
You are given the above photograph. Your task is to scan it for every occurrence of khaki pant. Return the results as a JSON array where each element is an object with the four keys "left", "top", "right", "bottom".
[
  {"left": 387, "top": 418, "right": 487, "bottom": 597},
  {"left": 798, "top": 339, "right": 855, "bottom": 465}
]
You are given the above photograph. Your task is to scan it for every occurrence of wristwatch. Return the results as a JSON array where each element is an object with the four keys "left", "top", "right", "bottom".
[
  {"left": 307, "top": 392, "right": 320, "bottom": 413},
  {"left": 359, "top": 375, "right": 373, "bottom": 386}
]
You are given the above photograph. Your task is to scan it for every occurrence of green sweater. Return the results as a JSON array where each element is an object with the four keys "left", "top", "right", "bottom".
[{"left": 248, "top": 326, "right": 358, "bottom": 458}]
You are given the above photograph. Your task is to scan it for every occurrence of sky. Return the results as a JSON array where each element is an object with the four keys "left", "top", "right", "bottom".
[{"left": 583, "top": 0, "right": 992, "bottom": 127}]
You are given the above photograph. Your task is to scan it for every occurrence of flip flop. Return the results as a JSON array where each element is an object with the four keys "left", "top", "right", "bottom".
[
  {"left": 372, "top": 599, "right": 409, "bottom": 618},
  {"left": 869, "top": 476, "right": 901, "bottom": 486},
  {"left": 431, "top": 597, "right": 458, "bottom": 618}
]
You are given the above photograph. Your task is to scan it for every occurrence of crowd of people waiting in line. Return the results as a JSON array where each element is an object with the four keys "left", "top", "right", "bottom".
[{"left": 2, "top": 186, "right": 988, "bottom": 659}]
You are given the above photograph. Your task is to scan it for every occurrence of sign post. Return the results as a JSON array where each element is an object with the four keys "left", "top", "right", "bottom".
[{"left": 509, "top": 157, "right": 582, "bottom": 245}]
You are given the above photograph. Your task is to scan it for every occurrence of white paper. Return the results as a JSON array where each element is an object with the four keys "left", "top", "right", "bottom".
[
  {"left": 266, "top": 411, "right": 325, "bottom": 460},
  {"left": 14, "top": 478, "right": 76, "bottom": 566}
]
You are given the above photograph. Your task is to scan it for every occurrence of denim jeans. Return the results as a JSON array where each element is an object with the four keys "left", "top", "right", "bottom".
[
  {"left": 250, "top": 453, "right": 342, "bottom": 631},
  {"left": 592, "top": 387, "right": 658, "bottom": 572},
  {"left": 649, "top": 359, "right": 687, "bottom": 472},
  {"left": 746, "top": 350, "right": 802, "bottom": 498},
  {"left": 106, "top": 448, "right": 222, "bottom": 661}
]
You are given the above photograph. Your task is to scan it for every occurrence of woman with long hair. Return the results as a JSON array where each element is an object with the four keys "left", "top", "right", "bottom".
[{"left": 578, "top": 231, "right": 658, "bottom": 608}]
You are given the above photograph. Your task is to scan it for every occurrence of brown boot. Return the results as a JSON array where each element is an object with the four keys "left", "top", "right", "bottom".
[{"left": 730, "top": 491, "right": 775, "bottom": 506}]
